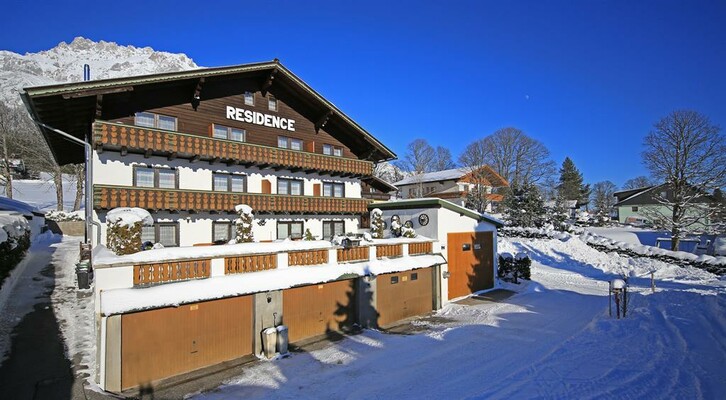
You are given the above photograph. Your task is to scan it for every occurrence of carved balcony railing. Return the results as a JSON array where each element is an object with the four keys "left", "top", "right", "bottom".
[
  {"left": 93, "top": 185, "right": 370, "bottom": 215},
  {"left": 93, "top": 121, "right": 374, "bottom": 177}
]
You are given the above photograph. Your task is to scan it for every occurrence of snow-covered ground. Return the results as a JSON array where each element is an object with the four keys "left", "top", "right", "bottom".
[
  {"left": 587, "top": 226, "right": 669, "bottom": 246},
  {"left": 192, "top": 235, "right": 725, "bottom": 399},
  {"left": 1, "top": 173, "right": 81, "bottom": 212}
]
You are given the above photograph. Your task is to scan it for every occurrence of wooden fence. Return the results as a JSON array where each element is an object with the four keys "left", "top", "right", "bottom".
[
  {"left": 133, "top": 259, "right": 210, "bottom": 286},
  {"left": 408, "top": 242, "right": 433, "bottom": 256},
  {"left": 376, "top": 244, "right": 403, "bottom": 259},
  {"left": 225, "top": 254, "right": 277, "bottom": 274},
  {"left": 288, "top": 249, "right": 329, "bottom": 266},
  {"left": 337, "top": 246, "right": 370, "bottom": 263}
]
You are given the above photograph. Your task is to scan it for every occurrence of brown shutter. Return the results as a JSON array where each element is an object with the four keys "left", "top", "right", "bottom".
[
  {"left": 305, "top": 141, "right": 315, "bottom": 153},
  {"left": 261, "top": 179, "right": 272, "bottom": 194},
  {"left": 313, "top": 183, "right": 321, "bottom": 197}
]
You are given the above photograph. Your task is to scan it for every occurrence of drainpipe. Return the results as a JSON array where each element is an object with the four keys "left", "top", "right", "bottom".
[{"left": 22, "top": 113, "right": 101, "bottom": 244}]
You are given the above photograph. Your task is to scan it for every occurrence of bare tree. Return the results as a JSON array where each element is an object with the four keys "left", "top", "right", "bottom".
[
  {"left": 399, "top": 139, "right": 436, "bottom": 198},
  {"left": 459, "top": 139, "right": 496, "bottom": 212},
  {"left": 642, "top": 110, "right": 726, "bottom": 250},
  {"left": 73, "top": 164, "right": 85, "bottom": 211},
  {"left": 476, "top": 127, "right": 555, "bottom": 187},
  {"left": 591, "top": 180, "right": 618, "bottom": 218},
  {"left": 623, "top": 176, "right": 654, "bottom": 190},
  {"left": 432, "top": 146, "right": 456, "bottom": 171}
]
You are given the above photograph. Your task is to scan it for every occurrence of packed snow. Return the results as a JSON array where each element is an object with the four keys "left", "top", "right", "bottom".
[
  {"left": 1, "top": 173, "right": 80, "bottom": 212},
  {"left": 191, "top": 234, "right": 725, "bottom": 400}
]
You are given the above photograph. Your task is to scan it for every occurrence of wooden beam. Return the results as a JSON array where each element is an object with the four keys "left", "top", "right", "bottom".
[
  {"left": 120, "top": 146, "right": 128, "bottom": 156},
  {"left": 209, "top": 157, "right": 220, "bottom": 165},
  {"left": 261, "top": 69, "right": 278, "bottom": 96},
  {"left": 95, "top": 94, "right": 103, "bottom": 119},
  {"left": 192, "top": 77, "right": 205, "bottom": 111},
  {"left": 62, "top": 85, "right": 133, "bottom": 99},
  {"left": 225, "top": 159, "right": 238, "bottom": 166},
  {"left": 190, "top": 155, "right": 200, "bottom": 163},
  {"left": 144, "top": 149, "right": 152, "bottom": 158},
  {"left": 314, "top": 110, "right": 334, "bottom": 133},
  {"left": 94, "top": 142, "right": 104, "bottom": 154},
  {"left": 167, "top": 152, "right": 177, "bottom": 161}
]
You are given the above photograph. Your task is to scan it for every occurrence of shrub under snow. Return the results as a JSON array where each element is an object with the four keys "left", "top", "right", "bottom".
[
  {"left": 235, "top": 204, "right": 254, "bottom": 243},
  {"left": 105, "top": 207, "right": 153, "bottom": 255},
  {"left": 370, "top": 208, "right": 384, "bottom": 239},
  {"left": 0, "top": 214, "right": 32, "bottom": 287}
]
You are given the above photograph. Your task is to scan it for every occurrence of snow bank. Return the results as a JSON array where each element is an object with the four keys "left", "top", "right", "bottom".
[
  {"left": 0, "top": 212, "right": 29, "bottom": 246},
  {"left": 45, "top": 210, "right": 84, "bottom": 222},
  {"left": 582, "top": 231, "right": 726, "bottom": 267},
  {"left": 100, "top": 254, "right": 446, "bottom": 314},
  {"left": 105, "top": 207, "right": 153, "bottom": 227}
]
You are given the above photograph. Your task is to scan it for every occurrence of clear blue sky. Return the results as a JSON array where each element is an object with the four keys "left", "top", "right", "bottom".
[{"left": 3, "top": 0, "right": 725, "bottom": 187}]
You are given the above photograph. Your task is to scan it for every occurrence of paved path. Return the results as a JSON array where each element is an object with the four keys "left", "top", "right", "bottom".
[{"left": 0, "top": 236, "right": 81, "bottom": 400}]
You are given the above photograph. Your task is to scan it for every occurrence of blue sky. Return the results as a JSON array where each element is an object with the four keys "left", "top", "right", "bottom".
[{"left": 3, "top": 0, "right": 725, "bottom": 187}]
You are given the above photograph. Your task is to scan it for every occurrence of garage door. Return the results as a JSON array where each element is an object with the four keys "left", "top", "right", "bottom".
[
  {"left": 121, "top": 295, "right": 253, "bottom": 390},
  {"left": 283, "top": 279, "right": 356, "bottom": 343},
  {"left": 377, "top": 267, "right": 434, "bottom": 327},
  {"left": 447, "top": 231, "right": 494, "bottom": 300}
]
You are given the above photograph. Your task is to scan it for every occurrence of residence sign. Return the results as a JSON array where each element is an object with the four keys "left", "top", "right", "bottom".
[{"left": 226, "top": 106, "right": 296, "bottom": 132}]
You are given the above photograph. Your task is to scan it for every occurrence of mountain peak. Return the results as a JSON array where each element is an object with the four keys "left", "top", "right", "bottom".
[{"left": 1, "top": 37, "right": 200, "bottom": 105}]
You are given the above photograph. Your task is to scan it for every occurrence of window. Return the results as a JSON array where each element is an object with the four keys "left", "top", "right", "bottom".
[
  {"left": 134, "top": 166, "right": 177, "bottom": 189},
  {"left": 411, "top": 272, "right": 418, "bottom": 281},
  {"left": 141, "top": 223, "right": 179, "bottom": 247},
  {"left": 390, "top": 276, "right": 399, "bottom": 284},
  {"left": 632, "top": 206, "right": 639, "bottom": 212},
  {"left": 212, "top": 124, "right": 246, "bottom": 142},
  {"left": 213, "top": 173, "right": 246, "bottom": 192},
  {"left": 323, "top": 182, "right": 344, "bottom": 198},
  {"left": 278, "top": 178, "right": 303, "bottom": 196},
  {"left": 277, "top": 221, "right": 303, "bottom": 239},
  {"left": 277, "top": 136, "right": 303, "bottom": 151},
  {"left": 323, "top": 221, "right": 345, "bottom": 239},
  {"left": 134, "top": 112, "right": 177, "bottom": 131},
  {"left": 244, "top": 91, "right": 254, "bottom": 106},
  {"left": 212, "top": 222, "right": 232, "bottom": 242},
  {"left": 268, "top": 95, "right": 278, "bottom": 111},
  {"left": 323, "top": 144, "right": 343, "bottom": 157}
]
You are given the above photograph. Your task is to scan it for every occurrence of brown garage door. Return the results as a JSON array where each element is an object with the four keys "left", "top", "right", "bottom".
[
  {"left": 447, "top": 231, "right": 494, "bottom": 300},
  {"left": 377, "top": 267, "right": 433, "bottom": 327},
  {"left": 283, "top": 279, "right": 356, "bottom": 343},
  {"left": 121, "top": 295, "right": 253, "bottom": 390}
]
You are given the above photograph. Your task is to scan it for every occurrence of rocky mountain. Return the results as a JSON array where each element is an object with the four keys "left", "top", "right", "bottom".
[{"left": 0, "top": 37, "right": 199, "bottom": 105}]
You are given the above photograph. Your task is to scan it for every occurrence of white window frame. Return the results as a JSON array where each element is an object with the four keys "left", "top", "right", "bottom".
[
  {"left": 134, "top": 112, "right": 177, "bottom": 131},
  {"left": 212, "top": 124, "right": 246, "bottom": 142},
  {"left": 244, "top": 91, "right": 255, "bottom": 106},
  {"left": 268, "top": 95, "right": 278, "bottom": 111}
]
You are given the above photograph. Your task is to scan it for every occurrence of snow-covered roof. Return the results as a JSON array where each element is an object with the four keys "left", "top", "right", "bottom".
[
  {"left": 369, "top": 198, "right": 504, "bottom": 227},
  {"left": 100, "top": 254, "right": 446, "bottom": 315},
  {"left": 394, "top": 168, "right": 469, "bottom": 186},
  {"left": 93, "top": 237, "right": 434, "bottom": 267},
  {"left": 0, "top": 196, "right": 43, "bottom": 217}
]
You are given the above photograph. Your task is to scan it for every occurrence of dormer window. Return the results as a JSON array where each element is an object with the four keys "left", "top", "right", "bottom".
[
  {"left": 244, "top": 91, "right": 254, "bottom": 106},
  {"left": 268, "top": 95, "right": 278, "bottom": 111},
  {"left": 134, "top": 112, "right": 177, "bottom": 131}
]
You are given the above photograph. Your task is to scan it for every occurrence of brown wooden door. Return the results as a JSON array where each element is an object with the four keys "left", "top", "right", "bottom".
[
  {"left": 446, "top": 231, "right": 494, "bottom": 300},
  {"left": 261, "top": 179, "right": 272, "bottom": 194},
  {"left": 121, "top": 295, "right": 253, "bottom": 390},
  {"left": 313, "top": 183, "right": 321, "bottom": 197},
  {"left": 282, "top": 279, "right": 355, "bottom": 343},
  {"left": 377, "top": 268, "right": 433, "bottom": 327}
]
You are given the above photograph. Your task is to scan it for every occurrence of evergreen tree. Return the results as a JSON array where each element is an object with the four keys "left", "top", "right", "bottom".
[
  {"left": 546, "top": 190, "right": 570, "bottom": 230},
  {"left": 502, "top": 182, "right": 546, "bottom": 227},
  {"left": 370, "top": 208, "right": 384, "bottom": 239},
  {"left": 558, "top": 157, "right": 589, "bottom": 204},
  {"left": 235, "top": 204, "right": 254, "bottom": 243},
  {"left": 303, "top": 229, "right": 315, "bottom": 241}
]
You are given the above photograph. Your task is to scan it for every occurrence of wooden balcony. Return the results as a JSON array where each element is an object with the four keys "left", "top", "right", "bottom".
[
  {"left": 93, "top": 185, "right": 371, "bottom": 215},
  {"left": 93, "top": 121, "right": 374, "bottom": 177}
]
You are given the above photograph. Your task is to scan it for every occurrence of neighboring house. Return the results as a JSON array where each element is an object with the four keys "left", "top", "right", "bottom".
[
  {"left": 613, "top": 184, "right": 716, "bottom": 230},
  {"left": 543, "top": 199, "right": 579, "bottom": 219},
  {"left": 23, "top": 61, "right": 458, "bottom": 393},
  {"left": 393, "top": 166, "right": 508, "bottom": 211}
]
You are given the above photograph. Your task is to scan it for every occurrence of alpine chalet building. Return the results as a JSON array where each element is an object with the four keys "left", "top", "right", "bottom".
[{"left": 23, "top": 60, "right": 396, "bottom": 246}]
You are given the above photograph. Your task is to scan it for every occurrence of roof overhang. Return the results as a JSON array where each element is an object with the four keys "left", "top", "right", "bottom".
[{"left": 22, "top": 60, "right": 396, "bottom": 165}]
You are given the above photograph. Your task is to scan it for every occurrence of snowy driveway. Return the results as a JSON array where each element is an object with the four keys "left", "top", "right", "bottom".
[{"left": 194, "top": 237, "right": 726, "bottom": 400}]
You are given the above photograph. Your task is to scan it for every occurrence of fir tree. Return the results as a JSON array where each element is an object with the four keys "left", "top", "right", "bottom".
[
  {"left": 502, "top": 182, "right": 546, "bottom": 227},
  {"left": 558, "top": 157, "right": 589, "bottom": 204},
  {"left": 303, "top": 229, "right": 315, "bottom": 241}
]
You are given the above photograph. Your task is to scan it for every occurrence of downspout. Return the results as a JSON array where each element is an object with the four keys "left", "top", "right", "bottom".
[{"left": 20, "top": 104, "right": 101, "bottom": 244}]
